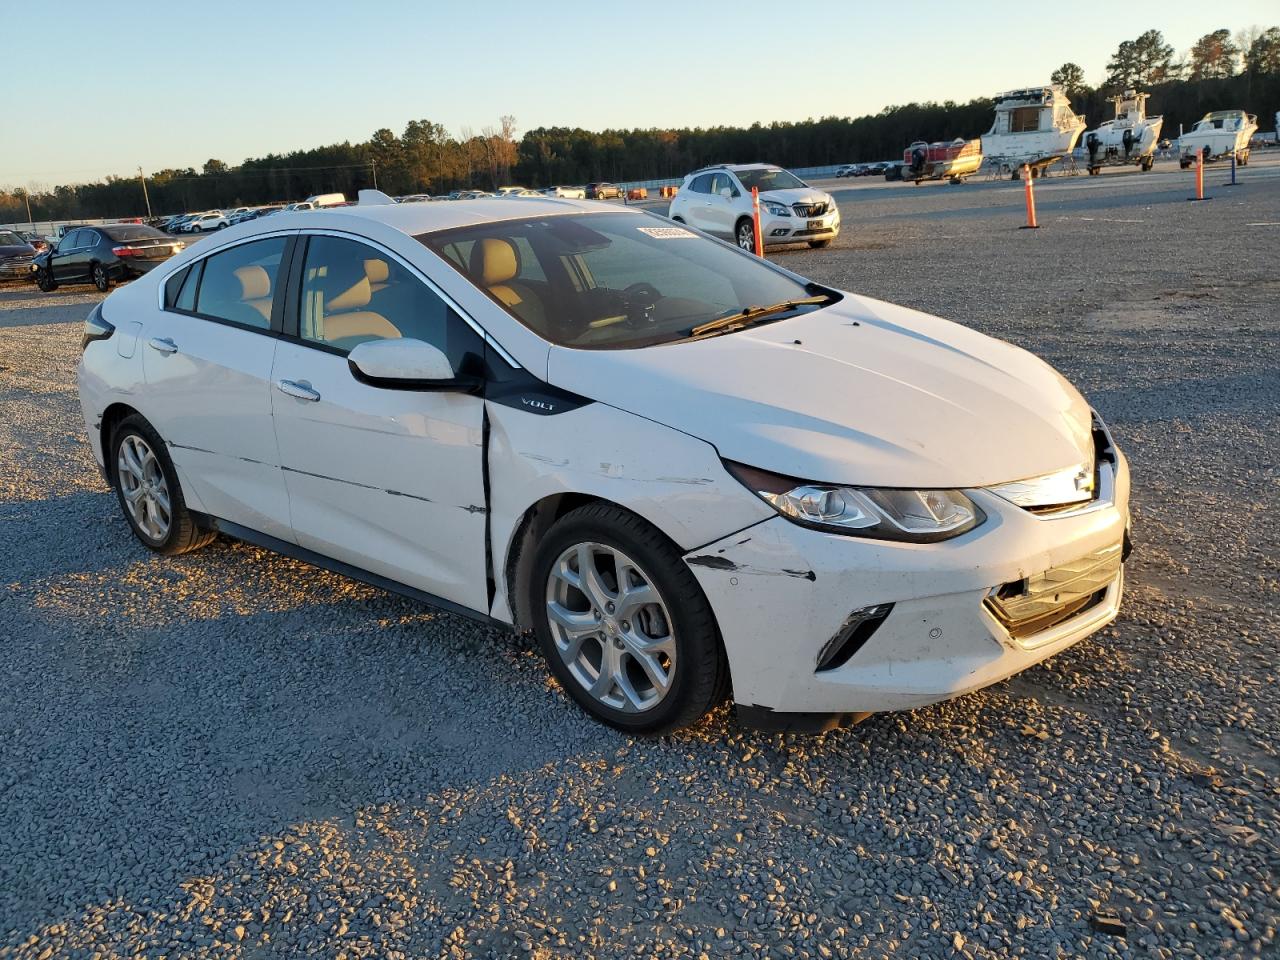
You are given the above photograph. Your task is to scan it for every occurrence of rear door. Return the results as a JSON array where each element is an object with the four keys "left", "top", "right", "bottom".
[
  {"left": 270, "top": 232, "right": 490, "bottom": 612},
  {"left": 140, "top": 234, "right": 296, "bottom": 541},
  {"left": 682, "top": 175, "right": 714, "bottom": 232},
  {"left": 702, "top": 172, "right": 739, "bottom": 236}
]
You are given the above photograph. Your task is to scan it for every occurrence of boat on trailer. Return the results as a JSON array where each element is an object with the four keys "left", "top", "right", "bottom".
[
  {"left": 1178, "top": 110, "right": 1258, "bottom": 168},
  {"left": 981, "top": 85, "right": 1086, "bottom": 178},
  {"left": 899, "top": 138, "right": 983, "bottom": 184},
  {"left": 1083, "top": 91, "right": 1163, "bottom": 174}
]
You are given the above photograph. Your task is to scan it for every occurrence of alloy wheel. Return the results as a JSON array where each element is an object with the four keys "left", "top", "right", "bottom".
[
  {"left": 737, "top": 222, "right": 754, "bottom": 250},
  {"left": 117, "top": 434, "right": 171, "bottom": 540},
  {"left": 545, "top": 541, "right": 677, "bottom": 714},
  {"left": 93, "top": 265, "right": 109, "bottom": 292}
]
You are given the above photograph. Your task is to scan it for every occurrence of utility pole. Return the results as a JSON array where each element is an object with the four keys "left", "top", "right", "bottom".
[
  {"left": 371, "top": 160, "right": 378, "bottom": 190},
  {"left": 21, "top": 190, "right": 32, "bottom": 225},
  {"left": 138, "top": 166, "right": 153, "bottom": 218}
]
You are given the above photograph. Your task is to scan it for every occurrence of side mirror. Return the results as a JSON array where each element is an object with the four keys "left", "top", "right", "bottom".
[{"left": 347, "top": 338, "right": 481, "bottom": 393}]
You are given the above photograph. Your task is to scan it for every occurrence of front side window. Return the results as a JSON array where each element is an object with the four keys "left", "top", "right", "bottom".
[
  {"left": 193, "top": 237, "right": 286, "bottom": 330},
  {"left": 709, "top": 172, "right": 738, "bottom": 197},
  {"left": 733, "top": 167, "right": 806, "bottom": 192},
  {"left": 62, "top": 229, "right": 86, "bottom": 249},
  {"left": 297, "top": 235, "right": 481, "bottom": 368},
  {"left": 422, "top": 212, "right": 828, "bottom": 350}
]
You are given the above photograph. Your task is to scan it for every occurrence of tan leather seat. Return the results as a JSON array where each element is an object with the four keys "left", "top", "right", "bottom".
[
  {"left": 317, "top": 273, "right": 400, "bottom": 345},
  {"left": 469, "top": 238, "right": 544, "bottom": 326},
  {"left": 233, "top": 266, "right": 274, "bottom": 322},
  {"left": 364, "top": 258, "right": 390, "bottom": 295}
]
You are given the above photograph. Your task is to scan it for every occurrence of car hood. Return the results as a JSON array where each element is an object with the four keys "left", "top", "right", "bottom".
[
  {"left": 546, "top": 294, "right": 1094, "bottom": 489},
  {"left": 0, "top": 244, "right": 35, "bottom": 259},
  {"left": 758, "top": 187, "right": 831, "bottom": 205}
]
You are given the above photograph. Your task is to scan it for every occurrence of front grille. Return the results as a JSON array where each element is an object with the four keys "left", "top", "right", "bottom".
[
  {"left": 985, "top": 541, "right": 1121, "bottom": 641},
  {"left": 792, "top": 202, "right": 828, "bottom": 217}
]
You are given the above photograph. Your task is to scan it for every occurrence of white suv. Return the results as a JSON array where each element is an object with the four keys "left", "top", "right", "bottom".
[{"left": 668, "top": 164, "right": 840, "bottom": 250}]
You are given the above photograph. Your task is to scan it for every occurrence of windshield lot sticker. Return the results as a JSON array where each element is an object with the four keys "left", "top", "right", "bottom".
[{"left": 637, "top": 226, "right": 696, "bottom": 239}]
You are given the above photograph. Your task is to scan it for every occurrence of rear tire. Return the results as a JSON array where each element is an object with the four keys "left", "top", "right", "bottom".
[
  {"left": 110, "top": 414, "right": 216, "bottom": 556},
  {"left": 529, "top": 503, "right": 728, "bottom": 734},
  {"left": 92, "top": 263, "right": 111, "bottom": 293}
]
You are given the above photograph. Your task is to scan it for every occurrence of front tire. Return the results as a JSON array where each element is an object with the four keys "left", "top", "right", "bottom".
[
  {"left": 92, "top": 263, "right": 111, "bottom": 293},
  {"left": 35, "top": 268, "right": 56, "bottom": 292},
  {"left": 808, "top": 239, "right": 832, "bottom": 248},
  {"left": 529, "top": 503, "right": 728, "bottom": 734},
  {"left": 110, "top": 415, "right": 215, "bottom": 556},
  {"left": 735, "top": 217, "right": 756, "bottom": 252}
]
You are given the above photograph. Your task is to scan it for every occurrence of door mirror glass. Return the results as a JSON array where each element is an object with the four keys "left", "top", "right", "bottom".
[{"left": 348, "top": 337, "right": 479, "bottom": 392}]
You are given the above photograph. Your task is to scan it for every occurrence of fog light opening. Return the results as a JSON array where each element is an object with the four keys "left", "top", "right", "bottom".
[{"left": 815, "top": 603, "right": 894, "bottom": 673}]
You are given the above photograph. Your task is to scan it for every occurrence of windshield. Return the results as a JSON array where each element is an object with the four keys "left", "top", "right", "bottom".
[
  {"left": 420, "top": 212, "right": 832, "bottom": 349},
  {"left": 104, "top": 225, "right": 167, "bottom": 242},
  {"left": 0, "top": 231, "right": 25, "bottom": 246},
  {"left": 734, "top": 168, "right": 807, "bottom": 192}
]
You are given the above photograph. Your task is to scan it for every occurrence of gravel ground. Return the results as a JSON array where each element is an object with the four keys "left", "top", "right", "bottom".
[{"left": 1, "top": 156, "right": 1277, "bottom": 959}]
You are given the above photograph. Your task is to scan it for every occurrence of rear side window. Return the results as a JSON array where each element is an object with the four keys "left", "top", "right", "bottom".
[
  {"left": 193, "top": 238, "right": 286, "bottom": 330},
  {"left": 688, "top": 174, "right": 712, "bottom": 194},
  {"left": 164, "top": 263, "right": 201, "bottom": 311}
]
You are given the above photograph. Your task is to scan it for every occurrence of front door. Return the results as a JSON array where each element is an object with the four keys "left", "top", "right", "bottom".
[
  {"left": 271, "top": 233, "right": 489, "bottom": 613},
  {"left": 140, "top": 235, "right": 295, "bottom": 541},
  {"left": 52, "top": 229, "right": 90, "bottom": 282}
]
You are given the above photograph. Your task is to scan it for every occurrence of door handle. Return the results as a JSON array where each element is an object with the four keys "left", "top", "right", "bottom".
[
  {"left": 147, "top": 337, "right": 178, "bottom": 354},
  {"left": 277, "top": 379, "right": 321, "bottom": 402}
]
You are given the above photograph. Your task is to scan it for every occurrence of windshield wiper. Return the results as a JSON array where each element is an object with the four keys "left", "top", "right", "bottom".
[{"left": 689, "top": 295, "right": 832, "bottom": 338}]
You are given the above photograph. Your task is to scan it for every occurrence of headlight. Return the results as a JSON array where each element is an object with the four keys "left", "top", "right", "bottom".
[
  {"left": 762, "top": 200, "right": 791, "bottom": 217},
  {"left": 726, "top": 461, "right": 984, "bottom": 543}
]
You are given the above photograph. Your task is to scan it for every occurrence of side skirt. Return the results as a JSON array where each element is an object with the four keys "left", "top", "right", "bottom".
[{"left": 191, "top": 511, "right": 513, "bottom": 633}]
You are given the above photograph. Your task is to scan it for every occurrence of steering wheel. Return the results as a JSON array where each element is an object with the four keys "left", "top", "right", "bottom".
[{"left": 620, "top": 282, "right": 663, "bottom": 325}]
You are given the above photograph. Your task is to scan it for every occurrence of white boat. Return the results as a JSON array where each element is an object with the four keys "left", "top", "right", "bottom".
[
  {"left": 981, "top": 85, "right": 1086, "bottom": 178},
  {"left": 1083, "top": 91, "right": 1163, "bottom": 174},
  {"left": 1178, "top": 110, "right": 1258, "bottom": 168}
]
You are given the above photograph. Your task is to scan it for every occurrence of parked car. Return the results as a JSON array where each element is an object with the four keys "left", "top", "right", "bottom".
[
  {"left": 286, "top": 193, "right": 347, "bottom": 211},
  {"left": 586, "top": 182, "right": 622, "bottom": 199},
  {"left": 181, "top": 212, "right": 229, "bottom": 233},
  {"left": 668, "top": 163, "right": 840, "bottom": 250},
  {"left": 544, "top": 185, "right": 587, "bottom": 199},
  {"left": 0, "top": 230, "right": 39, "bottom": 281},
  {"left": 32, "top": 224, "right": 183, "bottom": 292},
  {"left": 835, "top": 164, "right": 858, "bottom": 178},
  {"left": 18, "top": 230, "right": 51, "bottom": 252},
  {"left": 76, "top": 197, "right": 1131, "bottom": 734}
]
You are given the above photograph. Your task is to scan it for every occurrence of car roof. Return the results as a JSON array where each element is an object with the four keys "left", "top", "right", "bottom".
[{"left": 272, "top": 195, "right": 623, "bottom": 236}]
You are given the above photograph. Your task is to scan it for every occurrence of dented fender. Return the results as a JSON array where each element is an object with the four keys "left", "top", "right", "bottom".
[{"left": 485, "top": 399, "right": 773, "bottom": 624}]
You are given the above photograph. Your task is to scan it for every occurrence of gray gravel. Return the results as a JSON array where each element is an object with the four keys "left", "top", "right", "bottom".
[{"left": 1, "top": 156, "right": 1278, "bottom": 959}]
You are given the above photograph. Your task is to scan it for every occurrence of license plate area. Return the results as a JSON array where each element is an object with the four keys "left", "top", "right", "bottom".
[{"left": 807, "top": 219, "right": 824, "bottom": 230}]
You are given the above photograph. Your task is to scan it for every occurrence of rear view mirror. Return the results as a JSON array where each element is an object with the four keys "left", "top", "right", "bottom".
[{"left": 347, "top": 338, "right": 481, "bottom": 393}]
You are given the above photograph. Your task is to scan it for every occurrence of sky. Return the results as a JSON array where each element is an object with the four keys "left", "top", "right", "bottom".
[{"left": 4, "top": 0, "right": 1276, "bottom": 187}]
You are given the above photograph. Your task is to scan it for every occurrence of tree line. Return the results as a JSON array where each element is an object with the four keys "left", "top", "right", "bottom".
[{"left": 3, "top": 25, "right": 1277, "bottom": 224}]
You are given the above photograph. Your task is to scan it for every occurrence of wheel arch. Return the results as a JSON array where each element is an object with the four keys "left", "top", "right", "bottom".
[
  {"left": 504, "top": 492, "right": 614, "bottom": 631},
  {"left": 98, "top": 401, "right": 145, "bottom": 483}
]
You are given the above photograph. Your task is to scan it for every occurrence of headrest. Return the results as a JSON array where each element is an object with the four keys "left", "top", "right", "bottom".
[
  {"left": 469, "top": 237, "right": 518, "bottom": 286},
  {"left": 364, "top": 258, "right": 390, "bottom": 284},
  {"left": 234, "top": 265, "right": 271, "bottom": 300},
  {"left": 327, "top": 276, "right": 372, "bottom": 311}
]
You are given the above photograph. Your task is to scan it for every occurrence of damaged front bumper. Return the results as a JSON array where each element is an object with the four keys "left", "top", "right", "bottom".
[{"left": 686, "top": 453, "right": 1131, "bottom": 729}]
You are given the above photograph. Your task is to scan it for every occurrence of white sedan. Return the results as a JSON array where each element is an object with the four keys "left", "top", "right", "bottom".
[
  {"left": 77, "top": 193, "right": 1131, "bottom": 733},
  {"left": 544, "top": 186, "right": 587, "bottom": 199}
]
